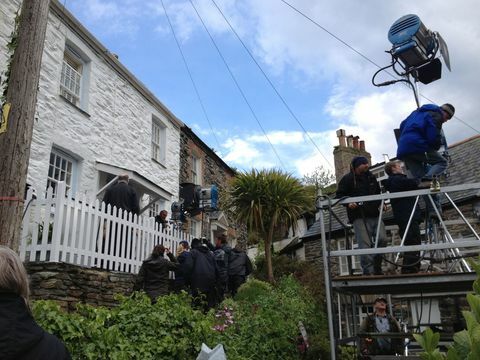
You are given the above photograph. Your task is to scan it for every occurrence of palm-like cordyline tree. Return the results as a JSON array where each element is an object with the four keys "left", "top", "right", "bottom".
[{"left": 227, "top": 169, "right": 311, "bottom": 283}]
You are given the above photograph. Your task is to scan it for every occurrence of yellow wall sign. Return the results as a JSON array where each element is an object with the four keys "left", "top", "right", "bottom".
[{"left": 0, "top": 102, "right": 11, "bottom": 134}]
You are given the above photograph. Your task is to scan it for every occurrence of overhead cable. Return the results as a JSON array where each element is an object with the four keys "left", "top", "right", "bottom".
[
  {"left": 188, "top": 0, "right": 287, "bottom": 171},
  {"left": 211, "top": 0, "right": 333, "bottom": 168},
  {"left": 159, "top": 0, "right": 221, "bottom": 150}
]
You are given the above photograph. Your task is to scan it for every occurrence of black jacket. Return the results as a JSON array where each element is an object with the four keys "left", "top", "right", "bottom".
[
  {"left": 228, "top": 249, "right": 253, "bottom": 277},
  {"left": 174, "top": 251, "right": 192, "bottom": 286},
  {"left": 336, "top": 170, "right": 381, "bottom": 222},
  {"left": 214, "top": 244, "right": 232, "bottom": 283},
  {"left": 0, "top": 293, "right": 70, "bottom": 360},
  {"left": 103, "top": 181, "right": 140, "bottom": 216},
  {"left": 185, "top": 246, "right": 219, "bottom": 292},
  {"left": 134, "top": 253, "right": 178, "bottom": 300},
  {"left": 383, "top": 173, "right": 421, "bottom": 223}
]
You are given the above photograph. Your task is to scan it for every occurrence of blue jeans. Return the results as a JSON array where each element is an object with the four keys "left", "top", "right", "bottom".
[
  {"left": 403, "top": 151, "right": 447, "bottom": 180},
  {"left": 353, "top": 217, "right": 386, "bottom": 275}
]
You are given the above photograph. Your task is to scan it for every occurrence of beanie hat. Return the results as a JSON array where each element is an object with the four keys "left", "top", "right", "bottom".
[
  {"left": 441, "top": 103, "right": 455, "bottom": 118},
  {"left": 351, "top": 156, "right": 369, "bottom": 169}
]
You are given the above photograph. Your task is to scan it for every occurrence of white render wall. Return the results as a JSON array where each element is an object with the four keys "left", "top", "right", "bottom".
[{"left": 0, "top": 1, "right": 180, "bottom": 202}]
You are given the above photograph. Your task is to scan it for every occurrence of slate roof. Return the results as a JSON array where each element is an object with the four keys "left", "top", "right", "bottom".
[{"left": 302, "top": 135, "right": 480, "bottom": 241}]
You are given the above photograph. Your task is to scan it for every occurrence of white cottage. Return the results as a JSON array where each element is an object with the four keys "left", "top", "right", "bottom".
[{"left": 0, "top": 0, "right": 182, "bottom": 214}]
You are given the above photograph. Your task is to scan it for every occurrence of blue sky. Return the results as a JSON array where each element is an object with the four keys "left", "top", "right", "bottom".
[{"left": 65, "top": 0, "right": 480, "bottom": 177}]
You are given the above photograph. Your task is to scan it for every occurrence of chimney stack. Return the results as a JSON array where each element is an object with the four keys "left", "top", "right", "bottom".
[{"left": 333, "top": 129, "right": 372, "bottom": 183}]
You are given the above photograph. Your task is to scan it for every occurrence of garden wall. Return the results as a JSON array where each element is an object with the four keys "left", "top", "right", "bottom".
[{"left": 26, "top": 262, "right": 135, "bottom": 311}]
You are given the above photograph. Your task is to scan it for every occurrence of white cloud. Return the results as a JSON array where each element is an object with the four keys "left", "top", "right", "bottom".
[{"left": 65, "top": 0, "right": 480, "bottom": 177}]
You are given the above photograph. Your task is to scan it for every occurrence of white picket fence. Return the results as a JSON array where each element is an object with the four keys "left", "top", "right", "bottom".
[{"left": 19, "top": 182, "right": 191, "bottom": 274}]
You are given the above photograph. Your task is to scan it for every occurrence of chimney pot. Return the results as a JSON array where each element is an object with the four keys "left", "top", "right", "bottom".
[
  {"left": 336, "top": 129, "right": 347, "bottom": 147},
  {"left": 353, "top": 136, "right": 359, "bottom": 149},
  {"left": 347, "top": 135, "right": 354, "bottom": 148},
  {"left": 359, "top": 140, "right": 365, "bottom": 151}
]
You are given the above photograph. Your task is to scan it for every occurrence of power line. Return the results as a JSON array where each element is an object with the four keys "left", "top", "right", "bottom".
[
  {"left": 159, "top": 0, "right": 221, "bottom": 150},
  {"left": 188, "top": 0, "right": 287, "bottom": 171},
  {"left": 280, "top": 0, "right": 480, "bottom": 135},
  {"left": 210, "top": 0, "right": 333, "bottom": 168}
]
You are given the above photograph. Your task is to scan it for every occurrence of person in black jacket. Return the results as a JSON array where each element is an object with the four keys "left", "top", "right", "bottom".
[
  {"left": 173, "top": 240, "right": 191, "bottom": 293},
  {"left": 228, "top": 245, "right": 253, "bottom": 297},
  {"left": 336, "top": 156, "right": 386, "bottom": 275},
  {"left": 214, "top": 234, "right": 232, "bottom": 301},
  {"left": 184, "top": 238, "right": 219, "bottom": 311},
  {"left": 0, "top": 246, "right": 70, "bottom": 360},
  {"left": 134, "top": 244, "right": 178, "bottom": 303},
  {"left": 101, "top": 174, "right": 140, "bottom": 268},
  {"left": 103, "top": 174, "right": 140, "bottom": 216},
  {"left": 384, "top": 161, "right": 424, "bottom": 274}
]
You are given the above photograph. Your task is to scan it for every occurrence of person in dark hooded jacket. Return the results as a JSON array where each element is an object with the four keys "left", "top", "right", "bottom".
[
  {"left": 0, "top": 246, "right": 70, "bottom": 360},
  {"left": 396, "top": 103, "right": 454, "bottom": 180},
  {"left": 228, "top": 245, "right": 253, "bottom": 297},
  {"left": 336, "top": 156, "right": 386, "bottom": 275},
  {"left": 184, "top": 238, "right": 219, "bottom": 310},
  {"left": 134, "top": 244, "right": 178, "bottom": 302},
  {"left": 214, "top": 234, "right": 232, "bottom": 301}
]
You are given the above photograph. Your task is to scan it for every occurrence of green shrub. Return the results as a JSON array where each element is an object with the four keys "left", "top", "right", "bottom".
[
  {"left": 211, "top": 276, "right": 329, "bottom": 360},
  {"left": 33, "top": 276, "right": 328, "bottom": 359},
  {"left": 33, "top": 292, "right": 214, "bottom": 359}
]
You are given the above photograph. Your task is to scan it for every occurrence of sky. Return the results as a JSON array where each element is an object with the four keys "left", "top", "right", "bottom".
[{"left": 64, "top": 0, "right": 480, "bottom": 178}]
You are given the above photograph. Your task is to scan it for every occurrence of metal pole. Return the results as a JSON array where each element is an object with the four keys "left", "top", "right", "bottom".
[
  {"left": 444, "top": 192, "right": 480, "bottom": 240},
  {"left": 319, "top": 207, "right": 336, "bottom": 359},
  {"left": 338, "top": 293, "right": 342, "bottom": 339},
  {"left": 412, "top": 75, "right": 421, "bottom": 108},
  {"left": 374, "top": 199, "right": 385, "bottom": 248},
  {"left": 427, "top": 195, "right": 471, "bottom": 271},
  {"left": 394, "top": 196, "right": 420, "bottom": 263}
]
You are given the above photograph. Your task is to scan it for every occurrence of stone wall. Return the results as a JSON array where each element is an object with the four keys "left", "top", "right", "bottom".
[
  {"left": 26, "top": 262, "right": 135, "bottom": 311},
  {"left": 179, "top": 128, "right": 248, "bottom": 247}
]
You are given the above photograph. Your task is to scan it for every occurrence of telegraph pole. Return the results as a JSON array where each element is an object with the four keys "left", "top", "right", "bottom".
[{"left": 0, "top": 0, "right": 51, "bottom": 250}]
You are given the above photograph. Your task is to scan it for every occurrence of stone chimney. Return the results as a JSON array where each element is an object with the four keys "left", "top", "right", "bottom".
[{"left": 333, "top": 129, "right": 372, "bottom": 183}]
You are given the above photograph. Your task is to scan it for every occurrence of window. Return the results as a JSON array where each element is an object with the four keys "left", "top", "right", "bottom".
[
  {"left": 337, "top": 239, "right": 361, "bottom": 275},
  {"left": 151, "top": 117, "right": 166, "bottom": 164},
  {"left": 60, "top": 52, "right": 82, "bottom": 105},
  {"left": 59, "top": 42, "right": 90, "bottom": 110},
  {"left": 148, "top": 197, "right": 166, "bottom": 218},
  {"left": 191, "top": 155, "right": 201, "bottom": 185},
  {"left": 189, "top": 219, "right": 199, "bottom": 237},
  {"left": 47, "top": 148, "right": 77, "bottom": 195}
]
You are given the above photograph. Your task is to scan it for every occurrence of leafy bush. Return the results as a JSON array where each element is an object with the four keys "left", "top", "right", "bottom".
[
  {"left": 210, "top": 276, "right": 329, "bottom": 360},
  {"left": 254, "top": 254, "right": 325, "bottom": 302},
  {"left": 33, "top": 276, "right": 328, "bottom": 359},
  {"left": 33, "top": 292, "right": 214, "bottom": 359}
]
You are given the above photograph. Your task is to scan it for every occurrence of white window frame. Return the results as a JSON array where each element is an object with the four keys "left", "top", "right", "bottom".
[
  {"left": 47, "top": 148, "right": 78, "bottom": 196},
  {"left": 148, "top": 197, "right": 166, "bottom": 218},
  {"left": 151, "top": 117, "right": 167, "bottom": 164},
  {"left": 189, "top": 219, "right": 200, "bottom": 238},
  {"left": 191, "top": 154, "right": 201, "bottom": 185},
  {"left": 337, "top": 239, "right": 361, "bottom": 275},
  {"left": 60, "top": 52, "right": 82, "bottom": 106}
]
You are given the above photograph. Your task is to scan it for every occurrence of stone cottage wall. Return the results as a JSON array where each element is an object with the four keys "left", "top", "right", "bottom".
[{"left": 26, "top": 262, "right": 135, "bottom": 311}]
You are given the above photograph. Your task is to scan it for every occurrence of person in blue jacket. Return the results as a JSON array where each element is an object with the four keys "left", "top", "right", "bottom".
[{"left": 396, "top": 103, "right": 454, "bottom": 180}]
